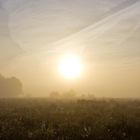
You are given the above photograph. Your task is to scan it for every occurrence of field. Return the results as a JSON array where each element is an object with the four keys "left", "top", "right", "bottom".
[{"left": 0, "top": 98, "right": 140, "bottom": 140}]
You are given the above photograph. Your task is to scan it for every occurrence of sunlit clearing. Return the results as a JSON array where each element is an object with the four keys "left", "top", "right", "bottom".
[{"left": 59, "top": 54, "right": 83, "bottom": 79}]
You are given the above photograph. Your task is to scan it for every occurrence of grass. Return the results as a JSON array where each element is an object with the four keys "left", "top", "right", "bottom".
[{"left": 0, "top": 98, "right": 140, "bottom": 140}]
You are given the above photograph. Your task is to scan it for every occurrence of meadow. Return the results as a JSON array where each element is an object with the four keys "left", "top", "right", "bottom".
[{"left": 0, "top": 98, "right": 140, "bottom": 140}]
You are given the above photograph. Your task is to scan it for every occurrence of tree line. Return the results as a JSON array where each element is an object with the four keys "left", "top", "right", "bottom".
[{"left": 0, "top": 74, "right": 22, "bottom": 97}]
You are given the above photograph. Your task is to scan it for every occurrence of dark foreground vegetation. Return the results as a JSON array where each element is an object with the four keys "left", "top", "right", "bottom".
[{"left": 0, "top": 98, "right": 140, "bottom": 140}]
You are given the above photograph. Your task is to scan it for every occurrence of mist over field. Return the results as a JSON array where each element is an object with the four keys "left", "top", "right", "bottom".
[
  {"left": 0, "top": 0, "right": 140, "bottom": 97},
  {"left": 0, "top": 1, "right": 140, "bottom": 139}
]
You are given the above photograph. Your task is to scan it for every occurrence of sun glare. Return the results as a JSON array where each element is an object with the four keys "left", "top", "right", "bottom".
[{"left": 59, "top": 54, "right": 83, "bottom": 79}]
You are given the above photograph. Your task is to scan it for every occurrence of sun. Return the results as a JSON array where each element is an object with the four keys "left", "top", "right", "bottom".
[{"left": 59, "top": 54, "right": 83, "bottom": 79}]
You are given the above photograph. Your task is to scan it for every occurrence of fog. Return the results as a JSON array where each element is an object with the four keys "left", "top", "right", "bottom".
[{"left": 0, "top": 0, "right": 140, "bottom": 97}]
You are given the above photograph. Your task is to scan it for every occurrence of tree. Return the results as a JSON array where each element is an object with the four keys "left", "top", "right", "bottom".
[
  {"left": 0, "top": 74, "right": 23, "bottom": 97},
  {"left": 49, "top": 91, "right": 60, "bottom": 99}
]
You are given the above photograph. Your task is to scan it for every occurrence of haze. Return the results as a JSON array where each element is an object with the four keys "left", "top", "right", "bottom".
[{"left": 0, "top": 0, "right": 140, "bottom": 97}]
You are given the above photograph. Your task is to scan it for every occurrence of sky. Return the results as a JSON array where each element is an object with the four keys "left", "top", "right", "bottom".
[{"left": 0, "top": 0, "right": 140, "bottom": 97}]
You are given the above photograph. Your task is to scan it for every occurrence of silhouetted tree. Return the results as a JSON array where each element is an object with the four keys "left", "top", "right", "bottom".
[
  {"left": 0, "top": 74, "right": 23, "bottom": 97},
  {"left": 49, "top": 91, "right": 60, "bottom": 99},
  {"left": 62, "top": 89, "right": 77, "bottom": 99}
]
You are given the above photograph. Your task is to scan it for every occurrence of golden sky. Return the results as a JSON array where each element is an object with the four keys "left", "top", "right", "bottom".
[{"left": 0, "top": 0, "right": 140, "bottom": 97}]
